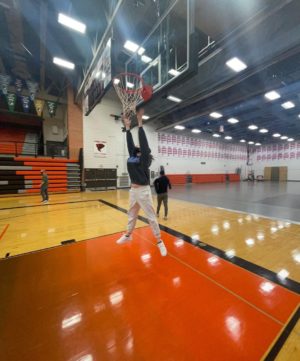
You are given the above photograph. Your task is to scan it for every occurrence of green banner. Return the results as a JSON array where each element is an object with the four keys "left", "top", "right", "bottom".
[
  {"left": 6, "top": 93, "right": 17, "bottom": 112},
  {"left": 46, "top": 100, "right": 57, "bottom": 117}
]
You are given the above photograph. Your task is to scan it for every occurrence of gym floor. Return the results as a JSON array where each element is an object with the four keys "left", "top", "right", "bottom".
[{"left": 0, "top": 183, "right": 299, "bottom": 360}]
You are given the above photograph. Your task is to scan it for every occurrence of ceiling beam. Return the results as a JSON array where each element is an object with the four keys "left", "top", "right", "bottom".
[{"left": 39, "top": 0, "right": 47, "bottom": 91}]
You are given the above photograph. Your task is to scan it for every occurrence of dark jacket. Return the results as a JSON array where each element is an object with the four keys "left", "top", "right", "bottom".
[
  {"left": 154, "top": 175, "right": 171, "bottom": 194},
  {"left": 127, "top": 127, "right": 151, "bottom": 185}
]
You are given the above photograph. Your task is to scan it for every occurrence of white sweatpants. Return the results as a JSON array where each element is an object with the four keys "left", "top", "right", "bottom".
[{"left": 127, "top": 185, "right": 161, "bottom": 240}]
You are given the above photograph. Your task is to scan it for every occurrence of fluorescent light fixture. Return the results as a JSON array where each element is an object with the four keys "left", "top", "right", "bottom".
[
  {"left": 95, "top": 71, "right": 100, "bottom": 78},
  {"left": 226, "top": 57, "right": 247, "bottom": 72},
  {"left": 192, "top": 129, "right": 201, "bottom": 133},
  {"left": 168, "top": 69, "right": 180, "bottom": 76},
  {"left": 255, "top": 142, "right": 261, "bottom": 146},
  {"left": 264, "top": 90, "right": 280, "bottom": 101},
  {"left": 167, "top": 95, "right": 182, "bottom": 103},
  {"left": 137, "top": 47, "right": 145, "bottom": 55},
  {"left": 240, "top": 139, "right": 246, "bottom": 143},
  {"left": 113, "top": 78, "right": 120, "bottom": 85},
  {"left": 248, "top": 124, "right": 258, "bottom": 130},
  {"left": 213, "top": 133, "right": 221, "bottom": 138},
  {"left": 142, "top": 115, "right": 150, "bottom": 120},
  {"left": 298, "top": 114, "right": 300, "bottom": 118},
  {"left": 259, "top": 128, "right": 268, "bottom": 133},
  {"left": 210, "top": 112, "right": 222, "bottom": 118},
  {"left": 281, "top": 101, "right": 295, "bottom": 109},
  {"left": 225, "top": 136, "right": 232, "bottom": 140},
  {"left": 58, "top": 13, "right": 86, "bottom": 33},
  {"left": 126, "top": 82, "right": 134, "bottom": 88},
  {"left": 287, "top": 138, "right": 294, "bottom": 142},
  {"left": 248, "top": 141, "right": 254, "bottom": 144},
  {"left": 280, "top": 136, "right": 288, "bottom": 140},
  {"left": 124, "top": 40, "right": 139, "bottom": 52},
  {"left": 227, "top": 118, "right": 239, "bottom": 124},
  {"left": 273, "top": 133, "right": 281, "bottom": 138},
  {"left": 174, "top": 125, "right": 185, "bottom": 130},
  {"left": 53, "top": 57, "right": 75, "bottom": 69},
  {"left": 141, "top": 55, "right": 152, "bottom": 63}
]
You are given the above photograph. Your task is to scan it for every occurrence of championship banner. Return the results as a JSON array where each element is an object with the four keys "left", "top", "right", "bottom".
[
  {"left": 34, "top": 98, "right": 44, "bottom": 117},
  {"left": 7, "top": 93, "right": 17, "bottom": 112},
  {"left": 0, "top": 74, "right": 11, "bottom": 95},
  {"left": 21, "top": 95, "right": 30, "bottom": 112},
  {"left": 26, "top": 80, "right": 39, "bottom": 100},
  {"left": 15, "top": 78, "right": 23, "bottom": 93},
  {"left": 46, "top": 100, "right": 57, "bottom": 117},
  {"left": 93, "top": 140, "right": 107, "bottom": 157}
]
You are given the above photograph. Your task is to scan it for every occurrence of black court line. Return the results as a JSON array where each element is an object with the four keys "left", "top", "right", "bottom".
[
  {"left": 99, "top": 199, "right": 300, "bottom": 295},
  {"left": 0, "top": 199, "right": 99, "bottom": 211},
  {"left": 264, "top": 306, "right": 300, "bottom": 360}
]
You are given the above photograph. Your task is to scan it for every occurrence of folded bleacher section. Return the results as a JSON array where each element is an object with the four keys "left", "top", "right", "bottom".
[{"left": 0, "top": 157, "right": 80, "bottom": 195}]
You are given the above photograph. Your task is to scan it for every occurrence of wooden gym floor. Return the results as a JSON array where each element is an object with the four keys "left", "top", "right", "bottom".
[{"left": 0, "top": 189, "right": 299, "bottom": 360}]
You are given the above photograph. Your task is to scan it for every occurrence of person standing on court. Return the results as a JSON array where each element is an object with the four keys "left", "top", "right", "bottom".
[
  {"left": 116, "top": 108, "right": 167, "bottom": 257},
  {"left": 40, "top": 169, "right": 49, "bottom": 204},
  {"left": 154, "top": 170, "right": 171, "bottom": 220}
]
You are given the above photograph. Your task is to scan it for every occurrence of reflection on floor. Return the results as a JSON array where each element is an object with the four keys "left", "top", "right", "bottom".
[
  {"left": 0, "top": 227, "right": 299, "bottom": 361},
  {"left": 0, "top": 189, "right": 299, "bottom": 360}
]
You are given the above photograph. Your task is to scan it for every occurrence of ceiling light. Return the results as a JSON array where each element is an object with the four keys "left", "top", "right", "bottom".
[
  {"left": 210, "top": 112, "right": 222, "bottom": 119},
  {"left": 167, "top": 95, "right": 182, "bottom": 103},
  {"left": 287, "top": 138, "right": 294, "bottom": 142},
  {"left": 113, "top": 78, "right": 120, "bottom": 85},
  {"left": 53, "top": 57, "right": 75, "bottom": 70},
  {"left": 273, "top": 133, "right": 281, "bottom": 137},
  {"left": 58, "top": 13, "right": 86, "bottom": 33},
  {"left": 192, "top": 129, "right": 201, "bottom": 133},
  {"left": 174, "top": 125, "right": 185, "bottom": 130},
  {"left": 280, "top": 136, "right": 288, "bottom": 140},
  {"left": 142, "top": 115, "right": 150, "bottom": 120},
  {"left": 240, "top": 139, "right": 246, "bottom": 143},
  {"left": 124, "top": 40, "right": 139, "bottom": 52},
  {"left": 137, "top": 47, "right": 145, "bottom": 55},
  {"left": 298, "top": 114, "right": 300, "bottom": 118},
  {"left": 255, "top": 142, "right": 261, "bottom": 146},
  {"left": 141, "top": 55, "right": 152, "bottom": 63},
  {"left": 126, "top": 82, "right": 134, "bottom": 88},
  {"left": 168, "top": 69, "right": 180, "bottom": 76},
  {"left": 281, "top": 101, "right": 295, "bottom": 109},
  {"left": 227, "top": 118, "right": 239, "bottom": 124},
  {"left": 248, "top": 141, "right": 254, "bottom": 144},
  {"left": 264, "top": 90, "right": 280, "bottom": 101},
  {"left": 226, "top": 57, "right": 247, "bottom": 72},
  {"left": 225, "top": 136, "right": 232, "bottom": 140},
  {"left": 259, "top": 128, "right": 268, "bottom": 133},
  {"left": 213, "top": 133, "right": 221, "bottom": 138},
  {"left": 248, "top": 125, "right": 258, "bottom": 130}
]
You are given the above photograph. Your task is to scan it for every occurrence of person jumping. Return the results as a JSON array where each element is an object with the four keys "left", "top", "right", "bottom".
[{"left": 116, "top": 109, "right": 167, "bottom": 257}]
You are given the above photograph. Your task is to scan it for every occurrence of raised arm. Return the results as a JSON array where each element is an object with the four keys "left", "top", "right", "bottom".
[
  {"left": 137, "top": 109, "right": 150, "bottom": 161},
  {"left": 124, "top": 116, "right": 135, "bottom": 156}
]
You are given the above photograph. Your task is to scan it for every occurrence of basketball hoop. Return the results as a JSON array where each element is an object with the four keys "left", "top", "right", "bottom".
[{"left": 113, "top": 73, "right": 152, "bottom": 118}]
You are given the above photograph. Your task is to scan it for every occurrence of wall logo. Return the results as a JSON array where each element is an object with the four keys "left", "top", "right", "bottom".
[{"left": 94, "top": 141, "right": 107, "bottom": 157}]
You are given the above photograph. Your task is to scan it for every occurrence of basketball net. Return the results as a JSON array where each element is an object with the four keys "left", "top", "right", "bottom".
[{"left": 113, "top": 73, "right": 152, "bottom": 118}]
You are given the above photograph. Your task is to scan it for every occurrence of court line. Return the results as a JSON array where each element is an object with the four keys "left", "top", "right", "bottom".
[
  {"left": 0, "top": 224, "right": 9, "bottom": 241},
  {"left": 263, "top": 305, "right": 300, "bottom": 360},
  {"left": 136, "top": 230, "right": 284, "bottom": 326},
  {"left": 99, "top": 199, "right": 300, "bottom": 295},
  {"left": 0, "top": 199, "right": 99, "bottom": 211},
  {"left": 166, "top": 193, "right": 300, "bottom": 225}
]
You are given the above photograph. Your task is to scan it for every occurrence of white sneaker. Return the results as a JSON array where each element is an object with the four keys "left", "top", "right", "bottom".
[
  {"left": 116, "top": 234, "right": 132, "bottom": 244},
  {"left": 157, "top": 240, "right": 167, "bottom": 257},
  {"left": 163, "top": 216, "right": 168, "bottom": 220}
]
